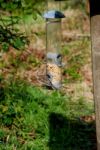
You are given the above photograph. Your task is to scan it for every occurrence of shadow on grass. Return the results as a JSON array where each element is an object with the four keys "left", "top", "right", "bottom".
[{"left": 49, "top": 113, "right": 97, "bottom": 150}]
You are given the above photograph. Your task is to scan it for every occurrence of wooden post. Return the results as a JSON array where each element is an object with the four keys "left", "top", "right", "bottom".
[{"left": 90, "top": 0, "right": 100, "bottom": 149}]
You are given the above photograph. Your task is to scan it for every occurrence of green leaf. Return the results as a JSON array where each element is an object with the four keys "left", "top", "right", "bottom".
[
  {"left": 1, "top": 2, "right": 6, "bottom": 9},
  {"left": 0, "top": 130, "right": 5, "bottom": 139},
  {"left": 3, "top": 116, "right": 13, "bottom": 126},
  {"left": 13, "top": 37, "right": 25, "bottom": 49},
  {"left": 2, "top": 42, "right": 9, "bottom": 52}
]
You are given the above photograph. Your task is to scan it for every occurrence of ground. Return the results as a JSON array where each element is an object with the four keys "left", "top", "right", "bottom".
[{"left": 0, "top": 6, "right": 97, "bottom": 150}]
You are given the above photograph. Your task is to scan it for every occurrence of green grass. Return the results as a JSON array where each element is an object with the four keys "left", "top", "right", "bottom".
[
  {"left": 0, "top": 5, "right": 95, "bottom": 150},
  {"left": 62, "top": 39, "right": 91, "bottom": 83},
  {"left": 0, "top": 80, "right": 96, "bottom": 150}
]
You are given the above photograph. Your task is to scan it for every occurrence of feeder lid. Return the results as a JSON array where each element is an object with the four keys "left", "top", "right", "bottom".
[{"left": 43, "top": 10, "right": 65, "bottom": 19}]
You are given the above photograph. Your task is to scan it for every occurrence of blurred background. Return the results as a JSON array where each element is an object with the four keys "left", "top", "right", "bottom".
[{"left": 0, "top": 0, "right": 97, "bottom": 150}]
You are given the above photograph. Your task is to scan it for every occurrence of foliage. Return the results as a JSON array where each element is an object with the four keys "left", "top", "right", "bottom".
[
  {"left": 0, "top": 0, "right": 21, "bottom": 11},
  {"left": 0, "top": 24, "right": 28, "bottom": 51},
  {"left": 0, "top": 0, "right": 45, "bottom": 51},
  {"left": 0, "top": 0, "right": 45, "bottom": 14}
]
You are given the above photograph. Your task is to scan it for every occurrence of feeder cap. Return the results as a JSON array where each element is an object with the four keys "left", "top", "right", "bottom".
[{"left": 43, "top": 10, "right": 65, "bottom": 19}]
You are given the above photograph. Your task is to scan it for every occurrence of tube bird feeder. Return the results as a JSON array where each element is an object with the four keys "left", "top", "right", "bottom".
[{"left": 44, "top": 1, "right": 65, "bottom": 89}]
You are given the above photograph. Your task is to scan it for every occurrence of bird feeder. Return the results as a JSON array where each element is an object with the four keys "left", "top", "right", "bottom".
[{"left": 44, "top": 1, "right": 65, "bottom": 89}]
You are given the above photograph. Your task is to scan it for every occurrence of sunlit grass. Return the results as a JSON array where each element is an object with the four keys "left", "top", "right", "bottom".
[{"left": 0, "top": 80, "right": 95, "bottom": 150}]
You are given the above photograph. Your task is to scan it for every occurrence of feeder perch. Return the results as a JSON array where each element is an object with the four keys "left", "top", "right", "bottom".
[{"left": 44, "top": 5, "right": 65, "bottom": 89}]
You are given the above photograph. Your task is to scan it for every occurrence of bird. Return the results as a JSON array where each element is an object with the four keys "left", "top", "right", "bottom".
[{"left": 47, "top": 52, "right": 62, "bottom": 67}]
